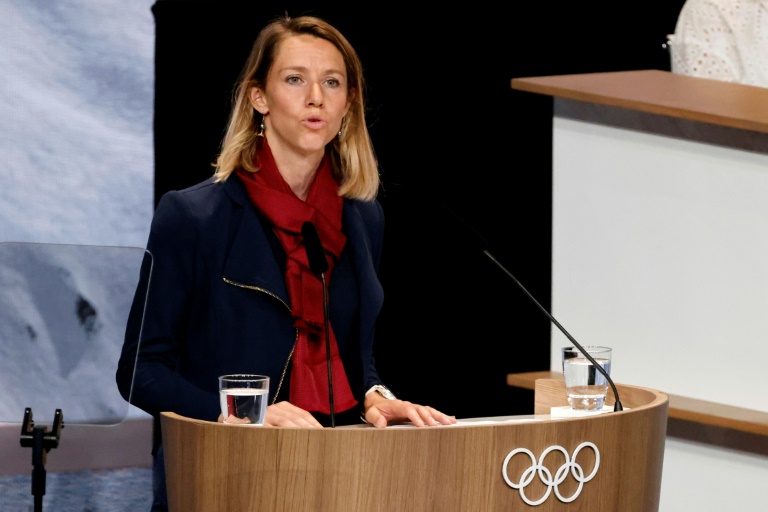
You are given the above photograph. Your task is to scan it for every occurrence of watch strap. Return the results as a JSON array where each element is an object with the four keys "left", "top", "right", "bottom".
[{"left": 365, "top": 384, "right": 396, "bottom": 400}]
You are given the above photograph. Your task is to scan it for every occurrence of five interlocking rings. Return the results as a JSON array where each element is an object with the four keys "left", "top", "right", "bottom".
[{"left": 501, "top": 442, "right": 600, "bottom": 506}]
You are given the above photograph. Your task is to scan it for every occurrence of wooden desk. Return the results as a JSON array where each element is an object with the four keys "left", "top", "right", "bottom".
[
  {"left": 508, "top": 371, "right": 768, "bottom": 455},
  {"left": 509, "top": 69, "right": 768, "bottom": 510},
  {"left": 509, "top": 69, "right": 768, "bottom": 457}
]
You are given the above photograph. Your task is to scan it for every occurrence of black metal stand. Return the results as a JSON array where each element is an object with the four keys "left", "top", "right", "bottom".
[{"left": 19, "top": 408, "right": 64, "bottom": 512}]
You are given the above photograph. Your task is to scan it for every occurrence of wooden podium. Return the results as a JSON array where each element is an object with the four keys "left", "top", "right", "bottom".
[{"left": 161, "top": 379, "right": 668, "bottom": 512}]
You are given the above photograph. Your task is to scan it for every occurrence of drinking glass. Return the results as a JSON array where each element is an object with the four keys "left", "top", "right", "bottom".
[
  {"left": 218, "top": 374, "right": 269, "bottom": 425},
  {"left": 561, "top": 346, "right": 612, "bottom": 410}
]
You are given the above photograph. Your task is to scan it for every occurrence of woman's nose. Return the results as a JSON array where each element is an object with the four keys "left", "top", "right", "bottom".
[{"left": 306, "top": 83, "right": 323, "bottom": 106}]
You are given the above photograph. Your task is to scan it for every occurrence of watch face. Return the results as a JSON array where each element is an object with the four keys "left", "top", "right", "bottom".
[{"left": 377, "top": 385, "right": 395, "bottom": 400}]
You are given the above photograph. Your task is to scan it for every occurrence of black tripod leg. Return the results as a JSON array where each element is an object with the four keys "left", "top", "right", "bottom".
[{"left": 31, "top": 426, "right": 47, "bottom": 512}]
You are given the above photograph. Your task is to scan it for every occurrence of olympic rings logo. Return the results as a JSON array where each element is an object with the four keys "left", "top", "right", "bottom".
[{"left": 501, "top": 442, "right": 600, "bottom": 506}]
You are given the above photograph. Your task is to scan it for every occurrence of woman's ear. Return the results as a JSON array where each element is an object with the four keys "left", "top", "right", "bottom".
[
  {"left": 344, "top": 87, "right": 356, "bottom": 116},
  {"left": 249, "top": 86, "right": 268, "bottom": 114}
]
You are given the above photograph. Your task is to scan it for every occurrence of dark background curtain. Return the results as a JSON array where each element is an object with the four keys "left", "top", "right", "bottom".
[{"left": 152, "top": 1, "right": 685, "bottom": 419}]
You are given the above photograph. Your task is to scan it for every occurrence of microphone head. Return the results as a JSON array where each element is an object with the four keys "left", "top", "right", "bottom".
[{"left": 302, "top": 221, "right": 329, "bottom": 275}]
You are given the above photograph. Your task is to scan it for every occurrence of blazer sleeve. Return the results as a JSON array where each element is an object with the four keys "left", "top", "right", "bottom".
[
  {"left": 347, "top": 198, "right": 387, "bottom": 393},
  {"left": 116, "top": 189, "right": 221, "bottom": 422}
]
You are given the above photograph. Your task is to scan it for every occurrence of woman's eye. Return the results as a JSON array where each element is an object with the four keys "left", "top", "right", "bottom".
[
  {"left": 286, "top": 76, "right": 301, "bottom": 84},
  {"left": 325, "top": 78, "right": 340, "bottom": 88}
]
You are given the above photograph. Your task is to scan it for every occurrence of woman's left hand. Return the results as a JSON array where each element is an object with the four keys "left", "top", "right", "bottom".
[{"left": 364, "top": 399, "right": 457, "bottom": 428}]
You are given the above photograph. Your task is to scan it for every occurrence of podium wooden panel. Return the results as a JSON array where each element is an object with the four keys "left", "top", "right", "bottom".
[{"left": 161, "top": 379, "right": 668, "bottom": 512}]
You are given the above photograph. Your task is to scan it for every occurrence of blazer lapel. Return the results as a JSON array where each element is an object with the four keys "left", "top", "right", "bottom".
[{"left": 221, "top": 177, "right": 289, "bottom": 304}]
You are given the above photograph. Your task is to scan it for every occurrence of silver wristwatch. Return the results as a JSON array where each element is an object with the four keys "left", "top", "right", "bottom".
[{"left": 366, "top": 384, "right": 396, "bottom": 400}]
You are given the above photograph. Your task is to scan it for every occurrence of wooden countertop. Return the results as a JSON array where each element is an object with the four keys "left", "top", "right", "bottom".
[
  {"left": 508, "top": 371, "right": 768, "bottom": 436},
  {"left": 508, "top": 371, "right": 768, "bottom": 455},
  {"left": 511, "top": 69, "right": 768, "bottom": 134}
]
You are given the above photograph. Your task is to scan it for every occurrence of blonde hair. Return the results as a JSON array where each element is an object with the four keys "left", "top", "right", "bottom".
[{"left": 212, "top": 15, "right": 380, "bottom": 201}]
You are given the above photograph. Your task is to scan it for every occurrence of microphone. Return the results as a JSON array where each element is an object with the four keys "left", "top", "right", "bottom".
[
  {"left": 380, "top": 182, "right": 621, "bottom": 411},
  {"left": 483, "top": 250, "right": 623, "bottom": 412},
  {"left": 302, "top": 221, "right": 329, "bottom": 275},
  {"left": 301, "top": 221, "right": 336, "bottom": 426}
]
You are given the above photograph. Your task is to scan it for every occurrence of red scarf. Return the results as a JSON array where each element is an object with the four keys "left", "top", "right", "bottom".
[{"left": 236, "top": 141, "right": 357, "bottom": 415}]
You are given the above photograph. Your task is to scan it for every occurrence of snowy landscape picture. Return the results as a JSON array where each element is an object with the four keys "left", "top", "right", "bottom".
[
  {"left": 0, "top": 0, "right": 156, "bottom": 423},
  {"left": 0, "top": 242, "right": 148, "bottom": 424}
]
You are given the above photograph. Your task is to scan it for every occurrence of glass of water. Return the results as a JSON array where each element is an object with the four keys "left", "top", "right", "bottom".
[
  {"left": 561, "top": 346, "right": 612, "bottom": 410},
  {"left": 218, "top": 374, "right": 269, "bottom": 425}
]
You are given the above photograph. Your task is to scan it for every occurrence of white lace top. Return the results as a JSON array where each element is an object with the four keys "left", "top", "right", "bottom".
[{"left": 670, "top": 0, "right": 768, "bottom": 87}]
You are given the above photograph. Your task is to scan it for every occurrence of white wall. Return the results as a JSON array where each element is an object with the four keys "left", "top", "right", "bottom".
[
  {"left": 661, "top": 438, "right": 768, "bottom": 511},
  {"left": 549, "top": 102, "right": 768, "bottom": 511}
]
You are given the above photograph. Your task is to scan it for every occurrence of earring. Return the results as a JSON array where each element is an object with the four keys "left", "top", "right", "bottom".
[
  {"left": 257, "top": 114, "right": 265, "bottom": 137},
  {"left": 338, "top": 129, "right": 342, "bottom": 138}
]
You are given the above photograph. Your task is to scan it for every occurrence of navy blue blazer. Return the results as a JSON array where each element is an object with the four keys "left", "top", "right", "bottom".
[{"left": 116, "top": 175, "right": 386, "bottom": 436}]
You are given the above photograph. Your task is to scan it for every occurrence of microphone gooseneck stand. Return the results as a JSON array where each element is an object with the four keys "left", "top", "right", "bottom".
[
  {"left": 301, "top": 221, "right": 336, "bottom": 427},
  {"left": 483, "top": 250, "right": 623, "bottom": 412},
  {"left": 319, "top": 272, "right": 335, "bottom": 427},
  {"left": 20, "top": 407, "right": 64, "bottom": 512}
]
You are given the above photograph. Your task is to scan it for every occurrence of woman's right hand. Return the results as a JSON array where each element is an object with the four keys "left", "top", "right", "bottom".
[{"left": 264, "top": 401, "right": 324, "bottom": 428}]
